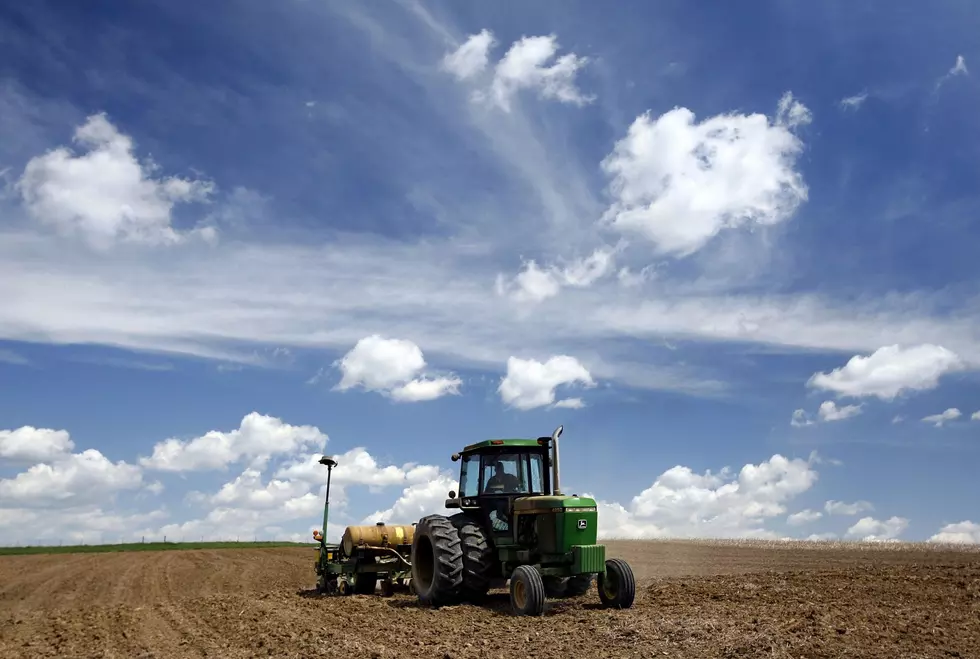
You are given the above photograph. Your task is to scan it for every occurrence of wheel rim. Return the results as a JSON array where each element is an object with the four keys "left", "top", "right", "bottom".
[
  {"left": 602, "top": 572, "right": 617, "bottom": 599},
  {"left": 513, "top": 578, "right": 527, "bottom": 609}
]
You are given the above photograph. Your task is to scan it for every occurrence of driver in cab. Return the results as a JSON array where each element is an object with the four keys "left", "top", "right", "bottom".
[{"left": 485, "top": 460, "right": 521, "bottom": 493}]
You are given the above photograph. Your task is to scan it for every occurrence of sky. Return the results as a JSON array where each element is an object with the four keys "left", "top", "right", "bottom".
[{"left": 1, "top": 0, "right": 979, "bottom": 546}]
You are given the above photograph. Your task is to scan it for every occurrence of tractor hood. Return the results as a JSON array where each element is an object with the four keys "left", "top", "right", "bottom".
[{"left": 513, "top": 495, "right": 597, "bottom": 512}]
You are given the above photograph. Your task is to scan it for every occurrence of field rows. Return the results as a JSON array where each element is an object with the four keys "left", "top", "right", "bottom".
[{"left": 0, "top": 540, "right": 977, "bottom": 657}]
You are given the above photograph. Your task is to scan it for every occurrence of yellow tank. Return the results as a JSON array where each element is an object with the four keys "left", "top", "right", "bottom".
[{"left": 341, "top": 524, "right": 415, "bottom": 554}]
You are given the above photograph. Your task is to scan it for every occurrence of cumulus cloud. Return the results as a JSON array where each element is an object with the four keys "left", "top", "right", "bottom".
[
  {"left": 361, "top": 473, "right": 459, "bottom": 525},
  {"left": 274, "top": 446, "right": 427, "bottom": 491},
  {"left": 845, "top": 516, "right": 908, "bottom": 542},
  {"left": 790, "top": 408, "right": 814, "bottom": 427},
  {"left": 824, "top": 500, "right": 873, "bottom": 516},
  {"left": 0, "top": 426, "right": 75, "bottom": 463},
  {"left": 353, "top": 452, "right": 822, "bottom": 541},
  {"left": 16, "top": 113, "right": 215, "bottom": 248},
  {"left": 441, "top": 29, "right": 494, "bottom": 79},
  {"left": 807, "top": 344, "right": 964, "bottom": 400},
  {"left": 817, "top": 400, "right": 863, "bottom": 422},
  {"left": 599, "top": 92, "right": 809, "bottom": 257},
  {"left": 929, "top": 520, "right": 980, "bottom": 544},
  {"left": 787, "top": 509, "right": 822, "bottom": 526},
  {"left": 443, "top": 30, "right": 592, "bottom": 111},
  {"left": 332, "top": 335, "right": 461, "bottom": 402},
  {"left": 0, "top": 449, "right": 143, "bottom": 507},
  {"left": 498, "top": 355, "right": 595, "bottom": 410},
  {"left": 494, "top": 247, "right": 617, "bottom": 303},
  {"left": 139, "top": 412, "right": 328, "bottom": 472},
  {"left": 595, "top": 454, "right": 819, "bottom": 539},
  {"left": 972, "top": 411, "right": 980, "bottom": 421},
  {"left": 921, "top": 407, "right": 961, "bottom": 427}
]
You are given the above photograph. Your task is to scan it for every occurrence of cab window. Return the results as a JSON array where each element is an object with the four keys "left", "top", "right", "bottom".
[{"left": 481, "top": 452, "right": 545, "bottom": 494}]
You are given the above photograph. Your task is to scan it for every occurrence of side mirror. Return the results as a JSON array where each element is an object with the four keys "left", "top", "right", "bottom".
[
  {"left": 448, "top": 490, "right": 456, "bottom": 498},
  {"left": 445, "top": 498, "right": 461, "bottom": 509},
  {"left": 451, "top": 453, "right": 461, "bottom": 462}
]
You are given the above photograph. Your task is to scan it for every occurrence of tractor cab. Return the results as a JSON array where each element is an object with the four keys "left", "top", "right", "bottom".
[{"left": 446, "top": 436, "right": 553, "bottom": 544}]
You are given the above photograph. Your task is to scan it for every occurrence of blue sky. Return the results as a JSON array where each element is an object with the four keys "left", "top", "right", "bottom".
[{"left": 1, "top": 0, "right": 979, "bottom": 546}]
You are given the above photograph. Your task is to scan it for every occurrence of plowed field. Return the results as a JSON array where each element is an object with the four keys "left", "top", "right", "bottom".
[{"left": 1, "top": 540, "right": 978, "bottom": 658}]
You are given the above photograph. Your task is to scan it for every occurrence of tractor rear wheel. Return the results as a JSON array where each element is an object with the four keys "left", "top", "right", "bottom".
[
  {"left": 510, "top": 565, "right": 546, "bottom": 616},
  {"left": 597, "top": 558, "right": 635, "bottom": 609},
  {"left": 410, "top": 514, "right": 463, "bottom": 607},
  {"left": 450, "top": 513, "right": 494, "bottom": 602}
]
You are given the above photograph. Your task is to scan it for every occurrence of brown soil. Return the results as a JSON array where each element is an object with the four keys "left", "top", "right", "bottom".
[{"left": 1, "top": 540, "right": 977, "bottom": 658}]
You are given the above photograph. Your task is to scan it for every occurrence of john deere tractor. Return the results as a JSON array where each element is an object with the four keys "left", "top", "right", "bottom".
[{"left": 409, "top": 425, "right": 635, "bottom": 616}]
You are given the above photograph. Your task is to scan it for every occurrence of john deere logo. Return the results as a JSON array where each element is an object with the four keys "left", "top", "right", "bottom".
[{"left": 577, "top": 519, "right": 587, "bottom": 529}]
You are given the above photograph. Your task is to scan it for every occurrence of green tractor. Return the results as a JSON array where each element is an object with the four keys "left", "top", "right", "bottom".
[{"left": 409, "top": 425, "right": 635, "bottom": 615}]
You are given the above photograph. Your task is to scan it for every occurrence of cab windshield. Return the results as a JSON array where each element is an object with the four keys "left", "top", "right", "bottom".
[{"left": 480, "top": 451, "right": 545, "bottom": 495}]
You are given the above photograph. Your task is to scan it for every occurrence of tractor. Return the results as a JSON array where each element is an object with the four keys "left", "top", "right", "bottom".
[{"left": 409, "top": 425, "right": 635, "bottom": 615}]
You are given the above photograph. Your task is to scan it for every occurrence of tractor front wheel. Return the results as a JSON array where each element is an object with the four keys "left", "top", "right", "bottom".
[
  {"left": 410, "top": 514, "right": 464, "bottom": 607},
  {"left": 597, "top": 558, "right": 635, "bottom": 609},
  {"left": 510, "top": 565, "right": 546, "bottom": 616}
]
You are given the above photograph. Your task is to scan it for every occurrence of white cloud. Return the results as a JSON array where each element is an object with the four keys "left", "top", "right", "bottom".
[
  {"left": 817, "top": 400, "right": 863, "bottom": 422},
  {"left": 839, "top": 91, "right": 868, "bottom": 110},
  {"left": 0, "top": 449, "right": 143, "bottom": 507},
  {"left": 596, "top": 453, "right": 819, "bottom": 539},
  {"left": 333, "top": 335, "right": 461, "bottom": 402},
  {"left": 443, "top": 30, "right": 592, "bottom": 112},
  {"left": 16, "top": 113, "right": 215, "bottom": 249},
  {"left": 807, "top": 344, "right": 964, "bottom": 400},
  {"left": 441, "top": 29, "right": 494, "bottom": 80},
  {"left": 845, "top": 516, "right": 908, "bottom": 542},
  {"left": 208, "top": 468, "right": 312, "bottom": 509},
  {"left": 599, "top": 92, "right": 809, "bottom": 257},
  {"left": 139, "top": 412, "right": 328, "bottom": 472},
  {"left": 498, "top": 355, "right": 595, "bottom": 410},
  {"left": 0, "top": 426, "right": 74, "bottom": 463},
  {"left": 0, "top": 507, "right": 169, "bottom": 545},
  {"left": 790, "top": 408, "right": 814, "bottom": 427},
  {"left": 351, "top": 452, "right": 821, "bottom": 541},
  {"left": 488, "top": 34, "right": 592, "bottom": 111},
  {"left": 361, "top": 473, "right": 458, "bottom": 525},
  {"left": 950, "top": 55, "right": 969, "bottom": 77},
  {"left": 787, "top": 509, "right": 822, "bottom": 525},
  {"left": 274, "top": 446, "right": 441, "bottom": 506},
  {"left": 824, "top": 500, "right": 874, "bottom": 516},
  {"left": 553, "top": 397, "right": 585, "bottom": 409},
  {"left": 972, "top": 411, "right": 980, "bottom": 421},
  {"left": 921, "top": 407, "right": 961, "bottom": 427},
  {"left": 494, "top": 247, "right": 617, "bottom": 303},
  {"left": 929, "top": 520, "right": 980, "bottom": 544}
]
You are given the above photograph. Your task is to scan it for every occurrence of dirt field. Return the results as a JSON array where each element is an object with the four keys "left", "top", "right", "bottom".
[{"left": 1, "top": 540, "right": 978, "bottom": 658}]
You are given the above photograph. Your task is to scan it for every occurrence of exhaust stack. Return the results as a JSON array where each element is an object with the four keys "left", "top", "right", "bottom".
[{"left": 550, "top": 425, "right": 563, "bottom": 496}]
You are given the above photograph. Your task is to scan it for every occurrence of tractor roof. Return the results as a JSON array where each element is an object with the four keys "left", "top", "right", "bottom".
[{"left": 460, "top": 438, "right": 547, "bottom": 454}]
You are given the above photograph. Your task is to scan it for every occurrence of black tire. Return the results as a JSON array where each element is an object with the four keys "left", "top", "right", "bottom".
[
  {"left": 510, "top": 565, "right": 546, "bottom": 616},
  {"left": 450, "top": 513, "right": 494, "bottom": 601},
  {"left": 410, "top": 514, "right": 463, "bottom": 607},
  {"left": 597, "top": 558, "right": 635, "bottom": 609}
]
